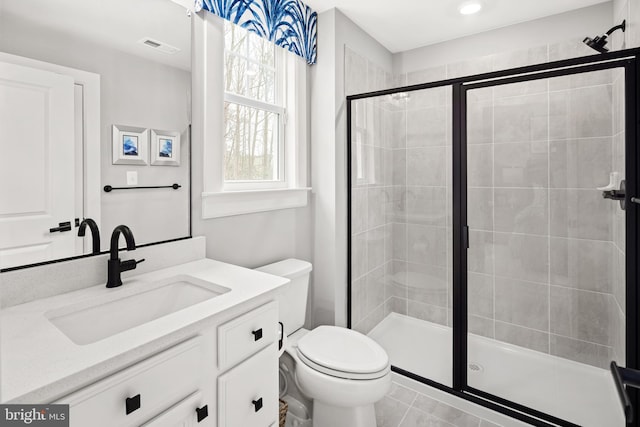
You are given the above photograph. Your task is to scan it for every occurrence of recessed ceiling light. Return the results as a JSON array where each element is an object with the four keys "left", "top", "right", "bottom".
[{"left": 459, "top": 1, "right": 482, "bottom": 15}]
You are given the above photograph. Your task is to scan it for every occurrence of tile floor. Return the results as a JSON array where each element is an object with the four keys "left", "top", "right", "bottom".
[{"left": 375, "top": 381, "right": 502, "bottom": 427}]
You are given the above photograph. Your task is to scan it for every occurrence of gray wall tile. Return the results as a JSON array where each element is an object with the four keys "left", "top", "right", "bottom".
[
  {"left": 408, "top": 300, "right": 448, "bottom": 326},
  {"left": 494, "top": 232, "right": 549, "bottom": 284},
  {"left": 406, "top": 263, "right": 448, "bottom": 307},
  {"left": 468, "top": 188, "right": 494, "bottom": 231},
  {"left": 494, "top": 188, "right": 548, "bottom": 235},
  {"left": 467, "top": 101, "right": 493, "bottom": 145},
  {"left": 549, "top": 138, "right": 613, "bottom": 189},
  {"left": 407, "top": 147, "right": 447, "bottom": 186},
  {"left": 494, "top": 94, "right": 548, "bottom": 143},
  {"left": 550, "top": 238, "right": 614, "bottom": 293},
  {"left": 365, "top": 265, "right": 386, "bottom": 314},
  {"left": 494, "top": 142, "right": 548, "bottom": 188},
  {"left": 469, "top": 272, "right": 494, "bottom": 319},
  {"left": 495, "top": 277, "right": 549, "bottom": 331},
  {"left": 406, "top": 107, "right": 448, "bottom": 148},
  {"left": 386, "top": 296, "right": 408, "bottom": 317},
  {"left": 468, "top": 230, "right": 494, "bottom": 275},
  {"left": 407, "top": 224, "right": 447, "bottom": 267},
  {"left": 495, "top": 321, "right": 549, "bottom": 353},
  {"left": 550, "top": 286, "right": 613, "bottom": 346},
  {"left": 549, "top": 85, "right": 613, "bottom": 140},
  {"left": 406, "top": 186, "right": 447, "bottom": 226},
  {"left": 469, "top": 315, "right": 495, "bottom": 339},
  {"left": 550, "top": 189, "right": 613, "bottom": 240},
  {"left": 549, "top": 334, "right": 613, "bottom": 369},
  {"left": 468, "top": 144, "right": 493, "bottom": 186},
  {"left": 386, "top": 261, "right": 408, "bottom": 300}
]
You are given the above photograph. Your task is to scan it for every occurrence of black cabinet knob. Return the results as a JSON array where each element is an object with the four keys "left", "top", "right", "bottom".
[
  {"left": 252, "top": 398, "right": 263, "bottom": 412},
  {"left": 252, "top": 328, "right": 263, "bottom": 341},
  {"left": 196, "top": 405, "right": 208, "bottom": 422},
  {"left": 126, "top": 394, "right": 141, "bottom": 415}
]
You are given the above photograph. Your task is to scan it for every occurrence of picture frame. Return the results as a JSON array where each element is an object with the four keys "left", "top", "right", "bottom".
[
  {"left": 150, "top": 129, "right": 181, "bottom": 166},
  {"left": 112, "top": 125, "right": 149, "bottom": 165}
]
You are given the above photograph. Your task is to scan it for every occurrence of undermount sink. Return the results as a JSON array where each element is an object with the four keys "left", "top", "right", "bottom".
[{"left": 46, "top": 275, "right": 230, "bottom": 345}]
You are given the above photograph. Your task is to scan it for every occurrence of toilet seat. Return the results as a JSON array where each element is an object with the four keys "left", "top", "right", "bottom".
[{"left": 296, "top": 326, "right": 390, "bottom": 380}]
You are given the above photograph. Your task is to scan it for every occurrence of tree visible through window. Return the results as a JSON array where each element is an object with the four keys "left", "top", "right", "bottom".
[{"left": 224, "top": 22, "right": 284, "bottom": 183}]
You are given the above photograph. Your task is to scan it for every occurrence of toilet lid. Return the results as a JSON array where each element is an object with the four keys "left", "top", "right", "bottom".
[{"left": 296, "top": 326, "right": 389, "bottom": 379}]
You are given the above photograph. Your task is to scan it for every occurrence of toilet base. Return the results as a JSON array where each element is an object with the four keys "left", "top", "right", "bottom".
[{"left": 312, "top": 400, "right": 377, "bottom": 427}]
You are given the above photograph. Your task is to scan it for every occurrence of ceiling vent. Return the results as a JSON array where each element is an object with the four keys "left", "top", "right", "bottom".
[{"left": 138, "top": 38, "right": 181, "bottom": 55}]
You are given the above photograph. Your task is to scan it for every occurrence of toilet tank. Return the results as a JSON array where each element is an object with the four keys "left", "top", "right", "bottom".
[{"left": 255, "top": 259, "right": 312, "bottom": 335}]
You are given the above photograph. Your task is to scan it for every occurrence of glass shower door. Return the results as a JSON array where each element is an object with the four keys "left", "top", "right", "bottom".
[
  {"left": 464, "top": 66, "right": 627, "bottom": 426},
  {"left": 349, "top": 86, "right": 453, "bottom": 387}
]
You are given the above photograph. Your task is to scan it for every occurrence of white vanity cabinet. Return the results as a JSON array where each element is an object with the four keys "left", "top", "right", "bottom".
[
  {"left": 53, "top": 301, "right": 280, "bottom": 427},
  {"left": 217, "top": 302, "right": 279, "bottom": 427},
  {"left": 57, "top": 338, "right": 214, "bottom": 427}
]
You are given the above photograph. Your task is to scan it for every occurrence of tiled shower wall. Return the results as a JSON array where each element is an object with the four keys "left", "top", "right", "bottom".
[
  {"left": 349, "top": 40, "right": 626, "bottom": 369},
  {"left": 347, "top": 47, "right": 398, "bottom": 334}
]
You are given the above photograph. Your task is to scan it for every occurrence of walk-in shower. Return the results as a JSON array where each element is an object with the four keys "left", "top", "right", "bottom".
[{"left": 347, "top": 48, "right": 640, "bottom": 427}]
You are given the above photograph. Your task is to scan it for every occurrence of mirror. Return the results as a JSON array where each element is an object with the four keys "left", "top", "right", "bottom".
[{"left": 0, "top": 0, "right": 192, "bottom": 270}]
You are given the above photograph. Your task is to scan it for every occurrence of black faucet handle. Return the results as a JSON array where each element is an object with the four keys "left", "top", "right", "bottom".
[{"left": 120, "top": 258, "right": 145, "bottom": 272}]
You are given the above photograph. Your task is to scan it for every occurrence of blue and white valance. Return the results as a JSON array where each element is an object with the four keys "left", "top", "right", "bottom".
[{"left": 195, "top": 0, "right": 318, "bottom": 65}]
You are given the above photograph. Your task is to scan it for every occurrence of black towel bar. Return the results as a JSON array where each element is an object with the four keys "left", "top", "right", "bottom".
[{"left": 103, "top": 184, "right": 181, "bottom": 192}]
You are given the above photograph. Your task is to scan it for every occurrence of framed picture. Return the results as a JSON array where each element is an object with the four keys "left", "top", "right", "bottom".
[
  {"left": 150, "top": 129, "right": 181, "bottom": 166},
  {"left": 112, "top": 125, "right": 148, "bottom": 165}
]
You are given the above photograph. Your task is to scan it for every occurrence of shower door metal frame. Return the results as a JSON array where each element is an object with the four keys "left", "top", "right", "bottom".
[{"left": 346, "top": 47, "right": 640, "bottom": 427}]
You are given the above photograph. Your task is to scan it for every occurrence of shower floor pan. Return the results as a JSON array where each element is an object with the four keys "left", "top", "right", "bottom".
[{"left": 369, "top": 313, "right": 623, "bottom": 427}]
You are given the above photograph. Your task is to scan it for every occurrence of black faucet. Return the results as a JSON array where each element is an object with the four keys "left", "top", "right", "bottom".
[
  {"left": 106, "top": 225, "right": 145, "bottom": 288},
  {"left": 78, "top": 218, "right": 101, "bottom": 254}
]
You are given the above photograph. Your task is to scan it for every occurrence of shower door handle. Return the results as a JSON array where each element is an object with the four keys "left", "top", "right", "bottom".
[
  {"left": 463, "top": 226, "right": 469, "bottom": 249},
  {"left": 611, "top": 361, "right": 640, "bottom": 423}
]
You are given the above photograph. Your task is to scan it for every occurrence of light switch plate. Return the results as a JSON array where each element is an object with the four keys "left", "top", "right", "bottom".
[{"left": 126, "top": 171, "right": 138, "bottom": 186}]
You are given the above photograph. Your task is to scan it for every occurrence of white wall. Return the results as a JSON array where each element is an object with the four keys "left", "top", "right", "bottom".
[
  {"left": 310, "top": 8, "right": 393, "bottom": 328},
  {"left": 613, "top": 0, "right": 640, "bottom": 49},
  {"left": 190, "top": 13, "right": 312, "bottom": 272},
  {"left": 0, "top": 16, "right": 191, "bottom": 249},
  {"left": 394, "top": 2, "right": 613, "bottom": 73}
]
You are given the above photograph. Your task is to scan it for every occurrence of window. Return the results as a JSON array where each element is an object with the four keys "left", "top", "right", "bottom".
[
  {"left": 223, "top": 22, "right": 285, "bottom": 189},
  {"left": 199, "top": 18, "right": 309, "bottom": 219}
]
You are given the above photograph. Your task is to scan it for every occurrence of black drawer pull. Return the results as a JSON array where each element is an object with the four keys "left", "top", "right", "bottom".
[
  {"left": 126, "top": 394, "right": 141, "bottom": 415},
  {"left": 196, "top": 405, "right": 208, "bottom": 422},
  {"left": 252, "top": 328, "right": 263, "bottom": 341},
  {"left": 252, "top": 398, "right": 263, "bottom": 412}
]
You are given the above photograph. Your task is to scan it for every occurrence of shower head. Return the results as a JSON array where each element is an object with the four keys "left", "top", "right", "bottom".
[
  {"left": 583, "top": 20, "right": 626, "bottom": 54},
  {"left": 583, "top": 35, "right": 610, "bottom": 53}
]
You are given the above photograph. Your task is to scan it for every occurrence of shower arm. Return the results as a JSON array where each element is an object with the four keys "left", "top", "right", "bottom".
[{"left": 606, "top": 20, "right": 626, "bottom": 37}]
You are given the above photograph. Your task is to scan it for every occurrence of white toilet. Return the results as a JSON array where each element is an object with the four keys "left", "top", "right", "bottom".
[{"left": 256, "top": 259, "right": 391, "bottom": 427}]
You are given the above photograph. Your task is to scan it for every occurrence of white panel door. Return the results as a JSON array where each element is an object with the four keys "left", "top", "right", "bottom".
[{"left": 0, "top": 61, "right": 75, "bottom": 269}]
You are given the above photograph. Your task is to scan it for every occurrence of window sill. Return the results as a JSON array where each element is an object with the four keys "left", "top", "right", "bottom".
[{"left": 201, "top": 187, "right": 311, "bottom": 219}]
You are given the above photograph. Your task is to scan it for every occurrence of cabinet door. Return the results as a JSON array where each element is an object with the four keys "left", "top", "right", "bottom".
[
  {"left": 218, "top": 344, "right": 278, "bottom": 427},
  {"left": 141, "top": 392, "right": 212, "bottom": 427}
]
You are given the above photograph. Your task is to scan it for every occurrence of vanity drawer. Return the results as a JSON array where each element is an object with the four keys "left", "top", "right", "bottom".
[
  {"left": 141, "top": 391, "right": 212, "bottom": 427},
  {"left": 59, "top": 338, "right": 203, "bottom": 427},
  {"left": 218, "top": 301, "right": 278, "bottom": 370},
  {"left": 218, "top": 343, "right": 278, "bottom": 427}
]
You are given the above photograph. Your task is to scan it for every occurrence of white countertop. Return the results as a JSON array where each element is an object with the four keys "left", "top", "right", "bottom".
[{"left": 1, "top": 258, "right": 289, "bottom": 403}]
